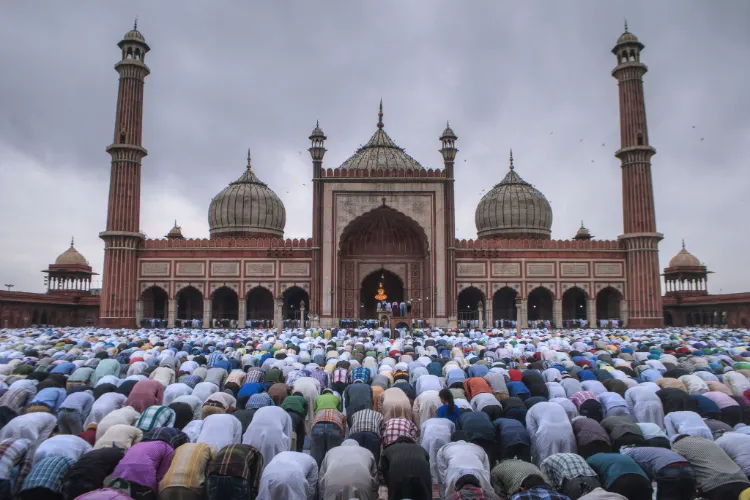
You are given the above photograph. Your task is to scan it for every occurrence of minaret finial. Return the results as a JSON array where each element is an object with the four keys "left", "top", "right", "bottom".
[
  {"left": 174, "top": 219, "right": 178, "bottom": 227},
  {"left": 134, "top": 16, "right": 138, "bottom": 30},
  {"left": 682, "top": 238, "right": 685, "bottom": 250},
  {"left": 246, "top": 148, "right": 252, "bottom": 169},
  {"left": 377, "top": 99, "right": 384, "bottom": 129},
  {"left": 509, "top": 149, "right": 514, "bottom": 170},
  {"left": 71, "top": 236, "right": 74, "bottom": 247},
  {"left": 624, "top": 19, "right": 628, "bottom": 33},
  {"left": 581, "top": 220, "right": 585, "bottom": 228}
]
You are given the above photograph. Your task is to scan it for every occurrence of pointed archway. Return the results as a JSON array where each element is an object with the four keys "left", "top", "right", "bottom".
[
  {"left": 177, "top": 286, "right": 203, "bottom": 320},
  {"left": 493, "top": 287, "right": 517, "bottom": 327},
  {"left": 562, "top": 287, "right": 587, "bottom": 326},
  {"left": 360, "top": 269, "right": 404, "bottom": 319},
  {"left": 212, "top": 287, "right": 239, "bottom": 323},
  {"left": 141, "top": 286, "right": 169, "bottom": 320},
  {"left": 596, "top": 287, "right": 622, "bottom": 323},
  {"left": 246, "top": 286, "right": 273, "bottom": 321},
  {"left": 458, "top": 286, "right": 486, "bottom": 328},
  {"left": 283, "top": 286, "right": 311, "bottom": 327},
  {"left": 528, "top": 287, "right": 553, "bottom": 322}
]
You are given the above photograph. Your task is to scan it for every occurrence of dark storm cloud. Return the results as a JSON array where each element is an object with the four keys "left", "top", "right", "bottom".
[{"left": 1, "top": 1, "right": 748, "bottom": 294}]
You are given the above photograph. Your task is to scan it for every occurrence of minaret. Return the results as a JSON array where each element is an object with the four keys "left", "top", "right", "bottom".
[
  {"left": 612, "top": 24, "right": 663, "bottom": 328},
  {"left": 99, "top": 22, "right": 150, "bottom": 328},
  {"left": 308, "top": 120, "right": 327, "bottom": 319},
  {"left": 440, "top": 122, "right": 458, "bottom": 324}
]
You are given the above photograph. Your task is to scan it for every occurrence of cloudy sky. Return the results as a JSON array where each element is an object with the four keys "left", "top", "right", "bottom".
[{"left": 1, "top": 1, "right": 748, "bottom": 294}]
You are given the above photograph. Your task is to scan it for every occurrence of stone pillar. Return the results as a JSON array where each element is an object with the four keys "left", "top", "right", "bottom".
[
  {"left": 487, "top": 301, "right": 494, "bottom": 330},
  {"left": 273, "top": 297, "right": 283, "bottom": 331},
  {"left": 587, "top": 299, "right": 596, "bottom": 328},
  {"left": 620, "top": 300, "right": 629, "bottom": 328},
  {"left": 300, "top": 305, "right": 306, "bottom": 329},
  {"left": 135, "top": 300, "right": 144, "bottom": 328},
  {"left": 517, "top": 299, "right": 527, "bottom": 330},
  {"left": 478, "top": 302, "right": 485, "bottom": 329},
  {"left": 167, "top": 299, "right": 176, "bottom": 328},
  {"left": 203, "top": 300, "right": 212, "bottom": 329},
  {"left": 553, "top": 299, "right": 562, "bottom": 329},
  {"left": 238, "top": 297, "right": 247, "bottom": 329}
]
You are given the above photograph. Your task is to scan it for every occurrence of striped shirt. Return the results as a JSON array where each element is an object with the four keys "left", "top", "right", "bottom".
[
  {"left": 206, "top": 443, "right": 263, "bottom": 497},
  {"left": 540, "top": 453, "right": 597, "bottom": 489},
  {"left": 570, "top": 391, "right": 599, "bottom": 409},
  {"left": 0, "top": 439, "right": 31, "bottom": 480},
  {"left": 382, "top": 418, "right": 418, "bottom": 447},
  {"left": 672, "top": 435, "right": 749, "bottom": 492},
  {"left": 159, "top": 442, "right": 214, "bottom": 491},
  {"left": 0, "top": 388, "right": 35, "bottom": 413}
]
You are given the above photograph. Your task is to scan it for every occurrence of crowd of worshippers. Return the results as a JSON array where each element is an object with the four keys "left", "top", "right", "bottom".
[
  {"left": 0, "top": 326, "right": 749, "bottom": 500},
  {"left": 376, "top": 301, "right": 412, "bottom": 317}
]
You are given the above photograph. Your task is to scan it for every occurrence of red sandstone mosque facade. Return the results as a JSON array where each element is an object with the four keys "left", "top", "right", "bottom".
[{"left": 2, "top": 25, "right": 748, "bottom": 329}]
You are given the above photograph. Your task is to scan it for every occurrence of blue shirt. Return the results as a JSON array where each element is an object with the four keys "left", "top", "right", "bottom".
[
  {"left": 436, "top": 403, "right": 460, "bottom": 423},
  {"left": 29, "top": 387, "right": 67, "bottom": 413}
]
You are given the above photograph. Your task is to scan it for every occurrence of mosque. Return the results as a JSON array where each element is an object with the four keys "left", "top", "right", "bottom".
[{"left": 1, "top": 25, "right": 748, "bottom": 330}]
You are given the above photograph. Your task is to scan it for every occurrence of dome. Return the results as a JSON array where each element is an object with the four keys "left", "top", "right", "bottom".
[
  {"left": 124, "top": 29, "right": 145, "bottom": 42},
  {"left": 339, "top": 102, "right": 424, "bottom": 171},
  {"left": 54, "top": 239, "right": 88, "bottom": 266},
  {"left": 166, "top": 221, "right": 184, "bottom": 239},
  {"left": 475, "top": 151, "right": 553, "bottom": 239},
  {"left": 574, "top": 221, "right": 592, "bottom": 240},
  {"left": 668, "top": 240, "right": 702, "bottom": 268},
  {"left": 616, "top": 31, "right": 639, "bottom": 44},
  {"left": 208, "top": 150, "right": 286, "bottom": 238}
]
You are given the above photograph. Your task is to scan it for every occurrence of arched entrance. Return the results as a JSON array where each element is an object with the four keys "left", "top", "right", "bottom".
[
  {"left": 596, "top": 287, "right": 621, "bottom": 326},
  {"left": 338, "top": 205, "right": 429, "bottom": 321},
  {"left": 40, "top": 311, "right": 48, "bottom": 325},
  {"left": 562, "top": 287, "right": 587, "bottom": 327},
  {"left": 360, "top": 269, "right": 404, "bottom": 319},
  {"left": 246, "top": 287, "right": 273, "bottom": 322},
  {"left": 493, "top": 287, "right": 517, "bottom": 327},
  {"left": 141, "top": 286, "right": 168, "bottom": 320},
  {"left": 283, "top": 286, "right": 310, "bottom": 327},
  {"left": 177, "top": 286, "right": 203, "bottom": 321},
  {"left": 458, "top": 286, "right": 485, "bottom": 328},
  {"left": 212, "top": 287, "right": 239, "bottom": 324},
  {"left": 528, "top": 287, "right": 553, "bottom": 323},
  {"left": 664, "top": 311, "right": 673, "bottom": 326}
]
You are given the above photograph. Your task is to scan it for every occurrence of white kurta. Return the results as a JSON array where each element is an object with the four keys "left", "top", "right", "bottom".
[
  {"left": 198, "top": 414, "right": 242, "bottom": 451},
  {"left": 319, "top": 441, "right": 378, "bottom": 500},
  {"left": 242, "top": 406, "right": 293, "bottom": 470},
  {"left": 624, "top": 386, "right": 665, "bottom": 428},
  {"left": 421, "top": 418, "right": 455, "bottom": 484},
  {"left": 525, "top": 402, "right": 576, "bottom": 465},
  {"left": 258, "top": 451, "right": 318, "bottom": 500},
  {"left": 436, "top": 441, "right": 494, "bottom": 499},
  {"left": 413, "top": 390, "right": 441, "bottom": 427}
]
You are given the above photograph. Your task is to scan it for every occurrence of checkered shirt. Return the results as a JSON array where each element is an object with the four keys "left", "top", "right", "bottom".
[
  {"left": 142, "top": 427, "right": 189, "bottom": 450},
  {"left": 381, "top": 418, "right": 418, "bottom": 447},
  {"left": 246, "top": 393, "right": 273, "bottom": 409},
  {"left": 349, "top": 409, "right": 383, "bottom": 436},
  {"left": 491, "top": 459, "right": 545, "bottom": 497},
  {"left": 349, "top": 367, "right": 371, "bottom": 384},
  {"left": 0, "top": 439, "right": 31, "bottom": 480},
  {"left": 21, "top": 456, "right": 75, "bottom": 493},
  {"left": 136, "top": 405, "right": 176, "bottom": 432},
  {"left": 178, "top": 374, "right": 202, "bottom": 389},
  {"left": 207, "top": 352, "right": 226, "bottom": 368},
  {"left": 331, "top": 368, "right": 348, "bottom": 385},
  {"left": 245, "top": 369, "right": 265, "bottom": 383},
  {"left": 540, "top": 453, "right": 597, "bottom": 489},
  {"left": 570, "top": 391, "right": 599, "bottom": 409},
  {"left": 312, "top": 409, "right": 347, "bottom": 433}
]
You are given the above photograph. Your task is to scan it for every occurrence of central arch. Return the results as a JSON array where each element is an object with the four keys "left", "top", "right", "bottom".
[
  {"left": 562, "top": 287, "right": 587, "bottom": 325},
  {"left": 528, "top": 287, "right": 553, "bottom": 322},
  {"left": 596, "top": 287, "right": 621, "bottom": 323},
  {"left": 283, "top": 286, "right": 311, "bottom": 325},
  {"left": 212, "top": 286, "right": 238, "bottom": 324},
  {"left": 493, "top": 287, "right": 517, "bottom": 326},
  {"left": 177, "top": 286, "right": 203, "bottom": 321},
  {"left": 141, "top": 286, "right": 168, "bottom": 320},
  {"left": 246, "top": 287, "right": 273, "bottom": 322},
  {"left": 338, "top": 205, "right": 430, "bottom": 320},
  {"left": 360, "top": 269, "right": 404, "bottom": 319}
]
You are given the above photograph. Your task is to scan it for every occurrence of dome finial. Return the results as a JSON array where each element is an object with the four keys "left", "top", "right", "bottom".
[
  {"left": 70, "top": 236, "right": 74, "bottom": 247},
  {"left": 246, "top": 148, "right": 252, "bottom": 170},
  {"left": 682, "top": 238, "right": 686, "bottom": 250},
  {"left": 377, "top": 99, "right": 384, "bottom": 130},
  {"left": 624, "top": 18, "right": 628, "bottom": 33},
  {"left": 509, "top": 149, "right": 514, "bottom": 170},
  {"left": 134, "top": 16, "right": 138, "bottom": 30},
  {"left": 581, "top": 220, "right": 585, "bottom": 228}
]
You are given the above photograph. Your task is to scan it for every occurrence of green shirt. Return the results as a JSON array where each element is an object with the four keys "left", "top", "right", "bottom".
[
  {"left": 280, "top": 394, "right": 308, "bottom": 416},
  {"left": 314, "top": 392, "right": 341, "bottom": 413}
]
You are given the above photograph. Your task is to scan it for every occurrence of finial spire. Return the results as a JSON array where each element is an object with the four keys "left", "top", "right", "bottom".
[
  {"left": 246, "top": 148, "right": 252, "bottom": 169},
  {"left": 581, "top": 220, "right": 585, "bottom": 228},
  {"left": 71, "top": 236, "right": 74, "bottom": 247},
  {"left": 682, "top": 238, "right": 685, "bottom": 250},
  {"left": 624, "top": 19, "right": 628, "bottom": 33},
  {"left": 377, "top": 99, "right": 384, "bottom": 129},
  {"left": 174, "top": 219, "right": 178, "bottom": 227},
  {"left": 509, "top": 149, "right": 514, "bottom": 170},
  {"left": 134, "top": 16, "right": 138, "bottom": 30}
]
